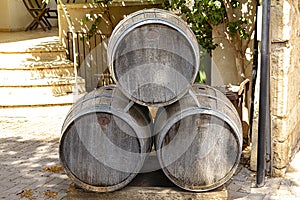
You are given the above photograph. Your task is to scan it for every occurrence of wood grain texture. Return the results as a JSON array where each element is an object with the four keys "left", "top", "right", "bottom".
[
  {"left": 154, "top": 83, "right": 243, "bottom": 192},
  {"left": 60, "top": 85, "right": 153, "bottom": 192},
  {"left": 107, "top": 9, "right": 200, "bottom": 106}
]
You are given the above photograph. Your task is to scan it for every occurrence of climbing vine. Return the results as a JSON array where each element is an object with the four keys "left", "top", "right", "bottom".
[{"left": 80, "top": 0, "right": 113, "bottom": 38}]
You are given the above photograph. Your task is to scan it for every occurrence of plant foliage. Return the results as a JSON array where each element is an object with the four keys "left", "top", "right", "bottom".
[
  {"left": 162, "top": 0, "right": 249, "bottom": 53},
  {"left": 80, "top": 0, "right": 113, "bottom": 39}
]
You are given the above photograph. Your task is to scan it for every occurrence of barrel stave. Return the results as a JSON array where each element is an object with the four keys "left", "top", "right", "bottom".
[
  {"left": 60, "top": 85, "right": 152, "bottom": 192},
  {"left": 154, "top": 83, "right": 243, "bottom": 191},
  {"left": 108, "top": 9, "right": 200, "bottom": 106}
]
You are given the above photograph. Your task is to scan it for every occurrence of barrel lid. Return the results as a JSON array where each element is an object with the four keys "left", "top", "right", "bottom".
[{"left": 107, "top": 9, "right": 200, "bottom": 107}]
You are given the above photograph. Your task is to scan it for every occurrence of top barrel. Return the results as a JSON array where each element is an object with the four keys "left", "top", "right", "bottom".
[{"left": 107, "top": 8, "right": 200, "bottom": 107}]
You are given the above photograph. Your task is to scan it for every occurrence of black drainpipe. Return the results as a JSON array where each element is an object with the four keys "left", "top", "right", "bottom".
[{"left": 256, "top": 0, "right": 271, "bottom": 187}]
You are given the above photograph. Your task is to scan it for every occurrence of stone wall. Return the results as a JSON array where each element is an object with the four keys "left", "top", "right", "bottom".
[{"left": 270, "top": 0, "right": 300, "bottom": 176}]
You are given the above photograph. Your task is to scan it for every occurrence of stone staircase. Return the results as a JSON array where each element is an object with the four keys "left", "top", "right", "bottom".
[{"left": 0, "top": 36, "right": 86, "bottom": 107}]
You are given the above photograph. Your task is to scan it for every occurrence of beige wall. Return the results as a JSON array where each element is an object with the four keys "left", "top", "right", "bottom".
[
  {"left": 210, "top": 1, "right": 256, "bottom": 156},
  {"left": 58, "top": 1, "right": 162, "bottom": 45},
  {"left": 211, "top": 39, "right": 239, "bottom": 86},
  {"left": 0, "top": 0, "right": 10, "bottom": 30},
  {"left": 211, "top": 0, "right": 256, "bottom": 87},
  {"left": 0, "top": 0, "right": 32, "bottom": 31},
  {"left": 57, "top": 1, "right": 162, "bottom": 91},
  {"left": 0, "top": 0, "right": 57, "bottom": 31},
  {"left": 8, "top": 0, "right": 32, "bottom": 31}
]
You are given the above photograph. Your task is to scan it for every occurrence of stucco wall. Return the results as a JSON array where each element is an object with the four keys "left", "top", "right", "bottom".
[
  {"left": 9, "top": 0, "right": 33, "bottom": 31},
  {"left": 57, "top": 1, "right": 162, "bottom": 91},
  {"left": 0, "top": 0, "right": 57, "bottom": 31},
  {"left": 210, "top": 0, "right": 256, "bottom": 152},
  {"left": 0, "top": 0, "right": 32, "bottom": 31},
  {"left": 211, "top": 0, "right": 256, "bottom": 87},
  {"left": 57, "top": 1, "right": 162, "bottom": 46},
  {"left": 211, "top": 35, "right": 240, "bottom": 86},
  {"left": 0, "top": 1, "right": 10, "bottom": 30}
]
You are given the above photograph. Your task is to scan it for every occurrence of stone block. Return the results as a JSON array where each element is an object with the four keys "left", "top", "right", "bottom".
[
  {"left": 272, "top": 121, "right": 300, "bottom": 177},
  {"left": 271, "top": 0, "right": 300, "bottom": 42},
  {"left": 270, "top": 41, "right": 299, "bottom": 119},
  {"left": 271, "top": 70, "right": 299, "bottom": 117},
  {"left": 272, "top": 167, "right": 287, "bottom": 177},
  {"left": 271, "top": 75, "right": 289, "bottom": 117},
  {"left": 271, "top": 43, "right": 292, "bottom": 77},
  {"left": 272, "top": 140, "right": 291, "bottom": 170},
  {"left": 273, "top": 105, "right": 299, "bottom": 142},
  {"left": 288, "top": 70, "right": 300, "bottom": 107},
  {"left": 271, "top": 0, "right": 292, "bottom": 42},
  {"left": 290, "top": 121, "right": 300, "bottom": 155}
]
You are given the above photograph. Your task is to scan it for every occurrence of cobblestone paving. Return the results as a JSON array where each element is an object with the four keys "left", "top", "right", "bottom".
[
  {"left": 0, "top": 106, "right": 300, "bottom": 199},
  {"left": 0, "top": 106, "right": 71, "bottom": 199},
  {"left": 226, "top": 149, "right": 300, "bottom": 199}
]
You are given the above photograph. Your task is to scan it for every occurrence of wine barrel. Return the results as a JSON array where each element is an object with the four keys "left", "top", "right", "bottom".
[
  {"left": 59, "top": 85, "right": 152, "bottom": 192},
  {"left": 154, "top": 83, "right": 243, "bottom": 192},
  {"left": 107, "top": 8, "right": 200, "bottom": 107}
]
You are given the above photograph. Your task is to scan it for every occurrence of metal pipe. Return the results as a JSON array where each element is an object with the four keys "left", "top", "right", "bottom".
[{"left": 256, "top": 0, "right": 271, "bottom": 187}]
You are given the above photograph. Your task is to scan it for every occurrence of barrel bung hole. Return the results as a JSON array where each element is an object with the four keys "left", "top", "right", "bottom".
[{"left": 198, "top": 86, "right": 206, "bottom": 90}]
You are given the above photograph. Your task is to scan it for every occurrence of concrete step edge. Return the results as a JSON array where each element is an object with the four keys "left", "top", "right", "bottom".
[
  {"left": 0, "top": 83, "right": 86, "bottom": 99},
  {"left": 0, "top": 51, "right": 67, "bottom": 61},
  {"left": 0, "top": 47, "right": 66, "bottom": 54},
  {"left": 0, "top": 77, "right": 85, "bottom": 87},
  {"left": 0, "top": 38, "right": 65, "bottom": 54},
  {"left": 0, "top": 93, "right": 86, "bottom": 107},
  {"left": 0, "top": 59, "right": 75, "bottom": 70}
]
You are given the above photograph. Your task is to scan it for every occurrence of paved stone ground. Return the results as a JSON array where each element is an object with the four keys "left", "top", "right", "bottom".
[
  {"left": 0, "top": 106, "right": 300, "bottom": 199},
  {"left": 0, "top": 106, "right": 71, "bottom": 199}
]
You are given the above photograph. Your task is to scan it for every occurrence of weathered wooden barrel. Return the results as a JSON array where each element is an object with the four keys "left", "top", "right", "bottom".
[
  {"left": 59, "top": 85, "right": 152, "bottom": 192},
  {"left": 107, "top": 8, "right": 200, "bottom": 107},
  {"left": 154, "top": 83, "right": 243, "bottom": 191}
]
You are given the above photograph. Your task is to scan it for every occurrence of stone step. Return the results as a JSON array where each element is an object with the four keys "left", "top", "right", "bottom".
[
  {"left": 0, "top": 58, "right": 74, "bottom": 70},
  {"left": 0, "top": 60, "right": 75, "bottom": 81},
  {"left": 0, "top": 77, "right": 86, "bottom": 107},
  {"left": 0, "top": 36, "right": 65, "bottom": 53},
  {"left": 0, "top": 77, "right": 85, "bottom": 96},
  {"left": 0, "top": 93, "right": 85, "bottom": 107},
  {"left": 0, "top": 51, "right": 67, "bottom": 63},
  {"left": 0, "top": 35, "right": 86, "bottom": 107},
  {"left": 0, "top": 76, "right": 83, "bottom": 86},
  {"left": 0, "top": 37, "right": 67, "bottom": 61}
]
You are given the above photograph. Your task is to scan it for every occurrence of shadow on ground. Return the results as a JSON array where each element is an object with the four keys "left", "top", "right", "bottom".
[{"left": 0, "top": 106, "right": 71, "bottom": 199}]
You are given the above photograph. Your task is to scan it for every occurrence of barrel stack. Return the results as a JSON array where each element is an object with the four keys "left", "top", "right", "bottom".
[{"left": 59, "top": 8, "right": 243, "bottom": 193}]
